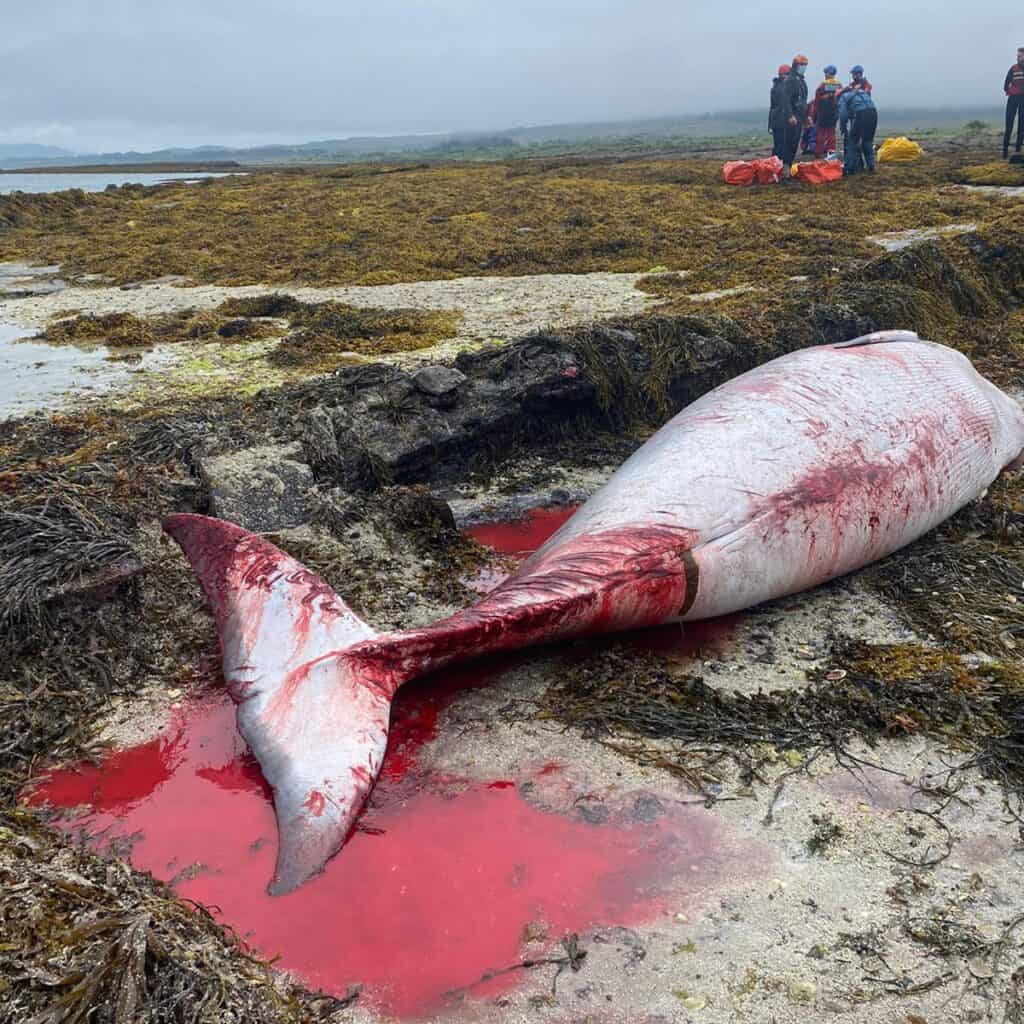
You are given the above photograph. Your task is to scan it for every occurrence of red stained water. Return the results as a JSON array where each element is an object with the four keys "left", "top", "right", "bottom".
[
  {"left": 30, "top": 682, "right": 726, "bottom": 1018},
  {"left": 28, "top": 503, "right": 746, "bottom": 1019},
  {"left": 465, "top": 505, "right": 578, "bottom": 558}
]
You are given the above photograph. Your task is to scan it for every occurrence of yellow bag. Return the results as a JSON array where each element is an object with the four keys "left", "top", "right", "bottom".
[{"left": 878, "top": 137, "right": 924, "bottom": 163}]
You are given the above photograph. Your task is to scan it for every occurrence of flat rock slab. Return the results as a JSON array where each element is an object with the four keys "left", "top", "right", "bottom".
[
  {"left": 867, "top": 223, "right": 977, "bottom": 251},
  {"left": 0, "top": 278, "right": 66, "bottom": 298},
  {"left": 199, "top": 443, "right": 314, "bottom": 533}
]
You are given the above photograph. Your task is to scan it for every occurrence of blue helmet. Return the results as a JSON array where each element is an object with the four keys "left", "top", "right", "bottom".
[
  {"left": 851, "top": 64, "right": 865, "bottom": 75},
  {"left": 824, "top": 64, "right": 837, "bottom": 76}
]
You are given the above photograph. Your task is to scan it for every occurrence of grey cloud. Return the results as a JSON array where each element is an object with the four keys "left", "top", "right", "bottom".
[{"left": 0, "top": 1, "right": 1018, "bottom": 151}]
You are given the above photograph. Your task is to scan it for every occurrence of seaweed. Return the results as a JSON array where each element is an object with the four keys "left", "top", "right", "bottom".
[
  {"left": 268, "top": 301, "right": 462, "bottom": 366},
  {"left": 0, "top": 151, "right": 1001, "bottom": 290},
  {"left": 42, "top": 310, "right": 278, "bottom": 349},
  {"left": 0, "top": 811, "right": 348, "bottom": 1024}
]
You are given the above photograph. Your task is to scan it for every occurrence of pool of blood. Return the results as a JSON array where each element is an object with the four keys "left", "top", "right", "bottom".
[
  {"left": 465, "top": 505, "right": 577, "bottom": 558},
  {"left": 28, "top": 503, "right": 739, "bottom": 1019}
]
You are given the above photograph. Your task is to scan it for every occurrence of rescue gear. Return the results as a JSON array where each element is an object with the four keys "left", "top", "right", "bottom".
[
  {"left": 798, "top": 159, "right": 844, "bottom": 184},
  {"left": 723, "top": 156, "right": 785, "bottom": 186},
  {"left": 877, "top": 137, "right": 924, "bottom": 162}
]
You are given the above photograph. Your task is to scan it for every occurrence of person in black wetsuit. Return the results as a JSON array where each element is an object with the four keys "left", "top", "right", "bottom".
[
  {"left": 769, "top": 64, "right": 791, "bottom": 160},
  {"left": 777, "top": 55, "right": 810, "bottom": 179},
  {"left": 1004, "top": 47, "right": 1024, "bottom": 159}
]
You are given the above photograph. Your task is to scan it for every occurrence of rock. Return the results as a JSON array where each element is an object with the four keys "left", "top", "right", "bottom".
[
  {"left": 411, "top": 364, "right": 467, "bottom": 398},
  {"left": 119, "top": 274, "right": 189, "bottom": 291},
  {"left": 0, "top": 262, "right": 61, "bottom": 278},
  {"left": 199, "top": 443, "right": 314, "bottom": 532},
  {"left": 632, "top": 795, "right": 666, "bottom": 823},
  {"left": 297, "top": 337, "right": 595, "bottom": 489},
  {"left": 0, "top": 277, "right": 66, "bottom": 298}
]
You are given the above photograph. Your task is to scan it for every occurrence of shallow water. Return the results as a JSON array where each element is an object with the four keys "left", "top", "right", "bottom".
[
  {"left": 29, "top": 507, "right": 743, "bottom": 1018},
  {"left": 0, "top": 171, "right": 237, "bottom": 194},
  {"left": 0, "top": 322, "right": 167, "bottom": 419}
]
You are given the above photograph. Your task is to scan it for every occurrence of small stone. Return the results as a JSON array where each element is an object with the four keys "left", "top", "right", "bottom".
[
  {"left": 788, "top": 980, "right": 817, "bottom": 1003},
  {"left": 681, "top": 995, "right": 707, "bottom": 1012},
  {"left": 825, "top": 669, "right": 847, "bottom": 681},
  {"left": 411, "top": 365, "right": 467, "bottom": 397},
  {"left": 673, "top": 912, "right": 689, "bottom": 923},
  {"left": 967, "top": 956, "right": 993, "bottom": 979}
]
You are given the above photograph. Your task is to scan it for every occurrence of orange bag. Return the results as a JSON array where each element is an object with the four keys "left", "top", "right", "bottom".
[
  {"left": 753, "top": 156, "right": 785, "bottom": 184},
  {"left": 723, "top": 156, "right": 784, "bottom": 186},
  {"left": 723, "top": 161, "right": 756, "bottom": 186},
  {"left": 797, "top": 159, "right": 844, "bottom": 185}
]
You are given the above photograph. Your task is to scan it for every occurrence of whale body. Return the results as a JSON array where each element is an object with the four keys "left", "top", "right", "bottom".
[{"left": 165, "top": 330, "right": 1024, "bottom": 894}]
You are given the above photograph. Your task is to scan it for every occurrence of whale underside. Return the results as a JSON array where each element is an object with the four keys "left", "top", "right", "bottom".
[{"left": 165, "top": 331, "right": 1024, "bottom": 894}]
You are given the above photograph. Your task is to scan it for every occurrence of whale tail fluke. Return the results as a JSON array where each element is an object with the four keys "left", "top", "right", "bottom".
[{"left": 163, "top": 514, "right": 396, "bottom": 895}]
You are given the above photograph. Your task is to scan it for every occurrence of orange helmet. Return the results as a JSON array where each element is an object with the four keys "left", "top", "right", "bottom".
[
  {"left": 778, "top": 64, "right": 791, "bottom": 76},
  {"left": 792, "top": 54, "right": 809, "bottom": 66}
]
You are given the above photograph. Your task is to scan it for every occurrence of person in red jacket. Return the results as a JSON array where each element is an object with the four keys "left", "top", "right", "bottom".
[
  {"left": 813, "top": 65, "right": 843, "bottom": 157},
  {"left": 849, "top": 65, "right": 872, "bottom": 93},
  {"left": 1004, "top": 47, "right": 1024, "bottom": 159}
]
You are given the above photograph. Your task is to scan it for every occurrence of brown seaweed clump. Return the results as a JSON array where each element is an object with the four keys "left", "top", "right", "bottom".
[
  {"left": 268, "top": 302, "right": 461, "bottom": 366},
  {"left": 42, "top": 309, "right": 279, "bottom": 349},
  {"left": 0, "top": 811, "right": 354, "bottom": 1024},
  {"left": 957, "top": 161, "right": 1024, "bottom": 187}
]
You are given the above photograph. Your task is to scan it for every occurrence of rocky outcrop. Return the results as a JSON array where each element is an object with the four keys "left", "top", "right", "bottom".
[
  {"left": 198, "top": 443, "right": 314, "bottom": 532},
  {"left": 298, "top": 335, "right": 594, "bottom": 488}
]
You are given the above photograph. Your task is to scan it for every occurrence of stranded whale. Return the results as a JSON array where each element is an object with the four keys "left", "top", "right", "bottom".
[{"left": 165, "top": 330, "right": 1024, "bottom": 894}]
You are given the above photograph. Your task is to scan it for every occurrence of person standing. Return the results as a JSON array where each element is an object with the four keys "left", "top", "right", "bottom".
[
  {"left": 769, "top": 64, "right": 791, "bottom": 159},
  {"left": 1004, "top": 47, "right": 1024, "bottom": 159},
  {"left": 813, "top": 65, "right": 843, "bottom": 157},
  {"left": 778, "top": 55, "right": 810, "bottom": 178},
  {"left": 839, "top": 83, "right": 878, "bottom": 175},
  {"left": 849, "top": 64, "right": 872, "bottom": 93}
]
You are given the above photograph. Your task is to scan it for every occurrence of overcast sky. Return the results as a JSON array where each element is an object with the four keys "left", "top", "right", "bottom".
[{"left": 0, "top": 1, "right": 1018, "bottom": 152}]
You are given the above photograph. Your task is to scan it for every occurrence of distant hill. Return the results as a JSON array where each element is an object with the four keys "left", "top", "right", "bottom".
[
  {"left": 0, "top": 143, "right": 74, "bottom": 161},
  {"left": 0, "top": 107, "right": 1005, "bottom": 169}
]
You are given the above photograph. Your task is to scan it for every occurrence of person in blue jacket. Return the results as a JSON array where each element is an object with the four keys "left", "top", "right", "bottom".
[{"left": 839, "top": 83, "right": 878, "bottom": 175}]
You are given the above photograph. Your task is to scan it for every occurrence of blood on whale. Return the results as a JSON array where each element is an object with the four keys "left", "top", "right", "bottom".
[{"left": 28, "top": 506, "right": 743, "bottom": 1018}]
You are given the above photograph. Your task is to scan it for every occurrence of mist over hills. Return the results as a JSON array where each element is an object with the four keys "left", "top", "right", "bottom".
[{"left": 0, "top": 107, "right": 1003, "bottom": 169}]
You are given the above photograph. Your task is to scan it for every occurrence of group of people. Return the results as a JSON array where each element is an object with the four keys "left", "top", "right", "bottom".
[{"left": 769, "top": 56, "right": 877, "bottom": 178}]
